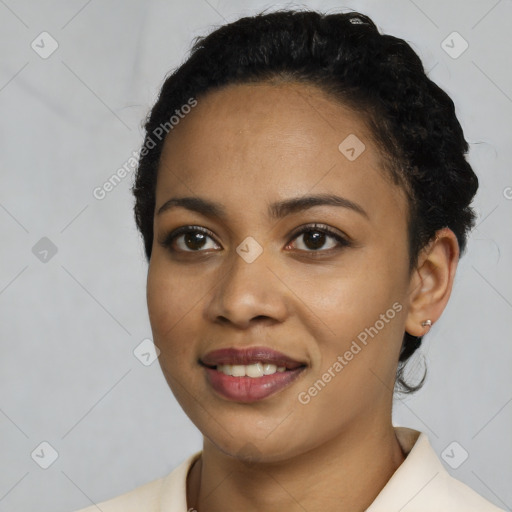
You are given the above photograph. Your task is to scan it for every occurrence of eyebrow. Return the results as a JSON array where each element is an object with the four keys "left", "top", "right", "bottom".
[{"left": 156, "top": 193, "right": 369, "bottom": 220}]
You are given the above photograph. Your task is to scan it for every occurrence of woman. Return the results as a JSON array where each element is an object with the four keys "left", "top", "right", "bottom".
[{"left": 75, "top": 9, "right": 504, "bottom": 512}]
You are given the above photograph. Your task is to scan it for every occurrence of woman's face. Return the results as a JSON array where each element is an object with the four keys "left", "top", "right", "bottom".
[{"left": 147, "top": 82, "right": 413, "bottom": 461}]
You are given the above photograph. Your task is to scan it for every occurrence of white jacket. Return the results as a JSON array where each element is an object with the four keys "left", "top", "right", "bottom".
[{"left": 72, "top": 427, "right": 505, "bottom": 511}]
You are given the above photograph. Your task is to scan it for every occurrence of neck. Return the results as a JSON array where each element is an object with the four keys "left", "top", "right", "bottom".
[{"left": 187, "top": 420, "right": 405, "bottom": 512}]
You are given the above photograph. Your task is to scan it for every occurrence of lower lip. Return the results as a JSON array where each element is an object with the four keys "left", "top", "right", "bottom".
[{"left": 204, "top": 366, "right": 306, "bottom": 403}]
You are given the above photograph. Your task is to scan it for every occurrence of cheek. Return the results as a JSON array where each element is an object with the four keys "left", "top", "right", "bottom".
[
  {"left": 293, "top": 270, "right": 406, "bottom": 422},
  {"left": 299, "top": 245, "right": 408, "bottom": 378},
  {"left": 146, "top": 259, "right": 203, "bottom": 356},
  {"left": 146, "top": 259, "right": 208, "bottom": 410},
  {"left": 305, "top": 256, "right": 403, "bottom": 333}
]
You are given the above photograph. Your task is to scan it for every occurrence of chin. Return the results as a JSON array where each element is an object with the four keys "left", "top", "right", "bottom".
[{"left": 201, "top": 419, "right": 308, "bottom": 465}]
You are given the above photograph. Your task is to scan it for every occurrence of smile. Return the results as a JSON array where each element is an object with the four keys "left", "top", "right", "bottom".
[
  {"left": 216, "top": 362, "right": 287, "bottom": 377},
  {"left": 200, "top": 346, "right": 307, "bottom": 403}
]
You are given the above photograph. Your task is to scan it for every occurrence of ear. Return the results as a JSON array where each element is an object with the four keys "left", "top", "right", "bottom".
[{"left": 405, "top": 227, "right": 460, "bottom": 337}]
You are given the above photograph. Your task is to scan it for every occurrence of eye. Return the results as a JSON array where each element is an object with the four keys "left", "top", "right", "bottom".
[
  {"left": 160, "top": 223, "right": 352, "bottom": 255},
  {"left": 160, "top": 225, "right": 221, "bottom": 252},
  {"left": 285, "top": 223, "right": 351, "bottom": 253}
]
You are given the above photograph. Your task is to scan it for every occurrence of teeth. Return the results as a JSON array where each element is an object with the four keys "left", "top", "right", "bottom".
[
  {"left": 262, "top": 363, "right": 277, "bottom": 375},
  {"left": 231, "top": 364, "right": 246, "bottom": 377},
  {"left": 216, "top": 363, "right": 287, "bottom": 377},
  {"left": 246, "top": 363, "right": 264, "bottom": 378}
]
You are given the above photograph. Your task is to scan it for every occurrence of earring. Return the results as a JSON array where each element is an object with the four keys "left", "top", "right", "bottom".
[{"left": 421, "top": 320, "right": 432, "bottom": 327}]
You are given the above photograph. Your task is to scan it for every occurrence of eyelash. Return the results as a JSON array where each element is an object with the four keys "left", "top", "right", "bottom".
[{"left": 160, "top": 223, "right": 352, "bottom": 255}]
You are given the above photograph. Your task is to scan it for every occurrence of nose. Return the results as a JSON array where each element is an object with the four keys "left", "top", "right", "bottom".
[{"left": 204, "top": 248, "right": 289, "bottom": 329}]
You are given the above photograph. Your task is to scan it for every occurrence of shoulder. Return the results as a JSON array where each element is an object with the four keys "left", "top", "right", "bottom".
[
  {"left": 426, "top": 469, "right": 505, "bottom": 511},
  {"left": 367, "top": 428, "right": 505, "bottom": 511},
  {"left": 71, "top": 477, "right": 164, "bottom": 512},
  {"left": 70, "top": 451, "right": 201, "bottom": 512}
]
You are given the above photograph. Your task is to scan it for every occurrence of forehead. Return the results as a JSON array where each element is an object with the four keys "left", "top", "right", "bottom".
[{"left": 156, "top": 82, "right": 406, "bottom": 221}]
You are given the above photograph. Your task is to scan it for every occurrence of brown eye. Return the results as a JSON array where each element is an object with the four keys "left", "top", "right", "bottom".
[
  {"left": 160, "top": 226, "right": 220, "bottom": 252},
  {"left": 286, "top": 224, "right": 351, "bottom": 253},
  {"left": 298, "top": 230, "right": 331, "bottom": 250},
  {"left": 181, "top": 232, "right": 208, "bottom": 250}
]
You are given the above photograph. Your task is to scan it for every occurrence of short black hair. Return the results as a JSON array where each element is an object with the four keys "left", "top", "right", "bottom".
[{"left": 132, "top": 9, "right": 478, "bottom": 393}]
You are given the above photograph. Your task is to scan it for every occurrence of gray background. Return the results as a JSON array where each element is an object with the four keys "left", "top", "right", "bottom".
[{"left": 0, "top": 0, "right": 510, "bottom": 511}]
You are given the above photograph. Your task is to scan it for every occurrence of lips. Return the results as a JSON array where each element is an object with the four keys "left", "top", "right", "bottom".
[
  {"left": 200, "top": 346, "right": 307, "bottom": 403},
  {"left": 201, "top": 346, "right": 306, "bottom": 370}
]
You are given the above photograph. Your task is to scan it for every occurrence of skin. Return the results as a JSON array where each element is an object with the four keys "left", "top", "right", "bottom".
[{"left": 146, "top": 82, "right": 459, "bottom": 512}]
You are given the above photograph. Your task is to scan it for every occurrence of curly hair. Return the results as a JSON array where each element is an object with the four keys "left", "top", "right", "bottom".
[{"left": 132, "top": 10, "right": 478, "bottom": 394}]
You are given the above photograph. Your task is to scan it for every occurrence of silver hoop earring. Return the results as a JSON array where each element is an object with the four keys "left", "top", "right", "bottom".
[{"left": 421, "top": 320, "right": 432, "bottom": 327}]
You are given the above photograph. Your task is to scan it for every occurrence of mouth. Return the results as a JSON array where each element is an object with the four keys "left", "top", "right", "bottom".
[{"left": 200, "top": 346, "right": 307, "bottom": 403}]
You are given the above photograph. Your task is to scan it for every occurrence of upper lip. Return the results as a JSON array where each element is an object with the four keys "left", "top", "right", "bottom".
[{"left": 201, "top": 346, "right": 307, "bottom": 370}]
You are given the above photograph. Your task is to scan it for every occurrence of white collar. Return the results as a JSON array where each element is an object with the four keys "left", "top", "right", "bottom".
[{"left": 159, "top": 426, "right": 504, "bottom": 511}]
